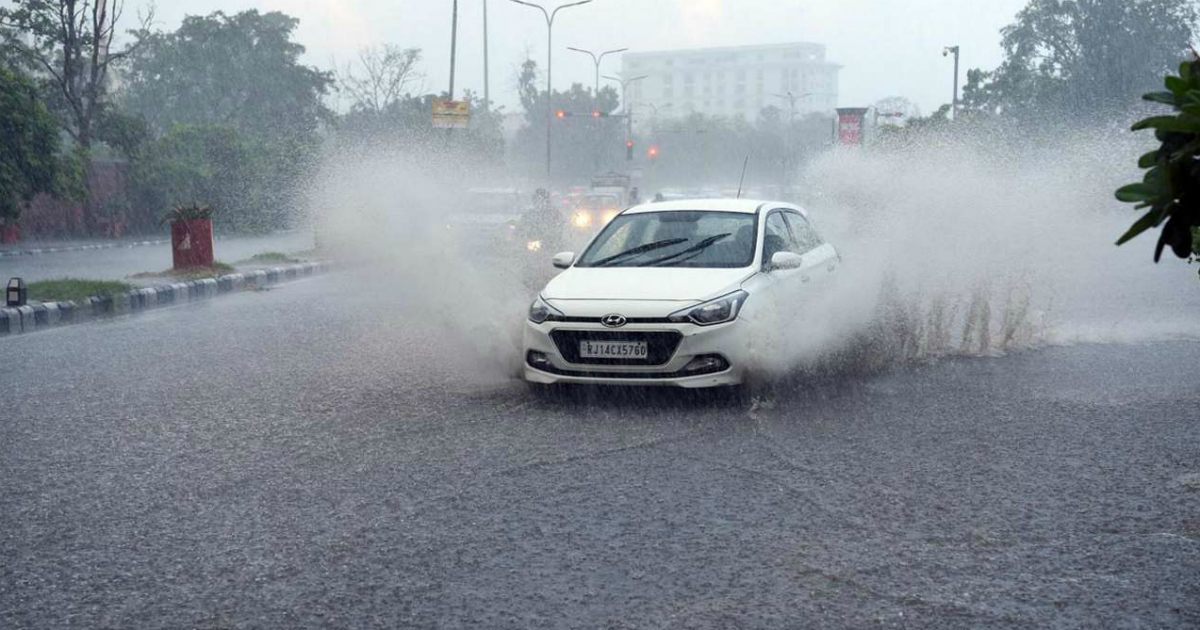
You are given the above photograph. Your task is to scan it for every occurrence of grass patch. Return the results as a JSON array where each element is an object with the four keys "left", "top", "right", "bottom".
[
  {"left": 129, "top": 261, "right": 236, "bottom": 281},
  {"left": 28, "top": 279, "right": 135, "bottom": 303},
  {"left": 239, "top": 251, "right": 301, "bottom": 264}
]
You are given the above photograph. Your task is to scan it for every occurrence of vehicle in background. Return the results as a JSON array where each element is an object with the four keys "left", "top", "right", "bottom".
[
  {"left": 447, "top": 187, "right": 526, "bottom": 255},
  {"left": 523, "top": 198, "right": 840, "bottom": 389}
]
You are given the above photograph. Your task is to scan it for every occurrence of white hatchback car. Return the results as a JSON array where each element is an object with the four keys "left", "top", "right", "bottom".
[{"left": 523, "top": 199, "right": 840, "bottom": 389}]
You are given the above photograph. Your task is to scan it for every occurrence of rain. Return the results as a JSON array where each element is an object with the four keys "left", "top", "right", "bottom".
[{"left": 2, "top": 1, "right": 1199, "bottom": 628}]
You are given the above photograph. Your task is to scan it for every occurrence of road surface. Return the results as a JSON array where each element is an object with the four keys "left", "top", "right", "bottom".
[{"left": 1, "top": 271, "right": 1198, "bottom": 629}]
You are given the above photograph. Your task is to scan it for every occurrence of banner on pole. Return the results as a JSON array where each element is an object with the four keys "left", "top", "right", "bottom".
[{"left": 432, "top": 100, "right": 471, "bottom": 129}]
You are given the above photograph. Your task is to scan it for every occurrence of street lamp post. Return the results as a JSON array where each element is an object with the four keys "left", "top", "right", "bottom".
[
  {"left": 943, "top": 45, "right": 960, "bottom": 118},
  {"left": 569, "top": 47, "right": 627, "bottom": 171},
  {"left": 604, "top": 74, "right": 647, "bottom": 163},
  {"left": 449, "top": 0, "right": 459, "bottom": 99},
  {"left": 509, "top": 0, "right": 593, "bottom": 180},
  {"left": 772, "top": 92, "right": 811, "bottom": 190},
  {"left": 568, "top": 47, "right": 628, "bottom": 109},
  {"left": 482, "top": 0, "right": 489, "bottom": 107}
]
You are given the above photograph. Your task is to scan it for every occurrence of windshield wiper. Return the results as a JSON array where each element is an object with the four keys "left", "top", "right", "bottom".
[
  {"left": 591, "top": 238, "right": 688, "bottom": 267},
  {"left": 646, "top": 233, "right": 731, "bottom": 267}
]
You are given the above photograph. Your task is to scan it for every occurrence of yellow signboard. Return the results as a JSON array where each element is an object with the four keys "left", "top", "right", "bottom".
[{"left": 432, "top": 99, "right": 471, "bottom": 129}]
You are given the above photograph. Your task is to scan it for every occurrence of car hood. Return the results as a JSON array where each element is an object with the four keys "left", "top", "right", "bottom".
[{"left": 543, "top": 267, "right": 755, "bottom": 302}]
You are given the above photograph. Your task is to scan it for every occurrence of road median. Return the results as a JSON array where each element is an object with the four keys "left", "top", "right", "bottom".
[{"left": 1, "top": 261, "right": 328, "bottom": 336}]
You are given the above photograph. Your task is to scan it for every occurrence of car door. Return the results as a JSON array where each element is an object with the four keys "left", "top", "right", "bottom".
[{"left": 783, "top": 210, "right": 839, "bottom": 283}]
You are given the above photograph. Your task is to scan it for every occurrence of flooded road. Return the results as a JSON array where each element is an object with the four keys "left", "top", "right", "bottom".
[{"left": 2, "top": 272, "right": 1197, "bottom": 629}]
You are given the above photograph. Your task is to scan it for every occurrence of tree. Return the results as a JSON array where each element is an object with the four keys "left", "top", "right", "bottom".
[
  {"left": 338, "top": 45, "right": 423, "bottom": 115},
  {"left": 120, "top": 10, "right": 335, "bottom": 232},
  {"left": 1115, "top": 58, "right": 1200, "bottom": 271},
  {"left": 0, "top": 65, "right": 65, "bottom": 223},
  {"left": 0, "top": 0, "right": 151, "bottom": 231},
  {"left": 968, "top": 0, "right": 1199, "bottom": 121},
  {"left": 122, "top": 11, "right": 333, "bottom": 138}
]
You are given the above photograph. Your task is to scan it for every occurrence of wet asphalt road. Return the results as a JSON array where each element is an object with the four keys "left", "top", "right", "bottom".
[{"left": 1, "top": 272, "right": 1198, "bottom": 630}]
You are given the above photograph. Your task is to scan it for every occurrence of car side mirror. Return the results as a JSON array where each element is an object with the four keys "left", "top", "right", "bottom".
[
  {"left": 552, "top": 251, "right": 575, "bottom": 269},
  {"left": 769, "top": 251, "right": 804, "bottom": 271}
]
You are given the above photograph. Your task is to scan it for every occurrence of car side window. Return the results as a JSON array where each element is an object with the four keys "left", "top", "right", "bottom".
[
  {"left": 784, "top": 211, "right": 822, "bottom": 253},
  {"left": 762, "top": 211, "right": 797, "bottom": 264}
]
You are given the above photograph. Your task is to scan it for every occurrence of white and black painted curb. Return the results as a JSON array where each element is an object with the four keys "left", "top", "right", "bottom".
[
  {"left": 0, "top": 261, "right": 329, "bottom": 336},
  {"left": 0, "top": 238, "right": 170, "bottom": 258}
]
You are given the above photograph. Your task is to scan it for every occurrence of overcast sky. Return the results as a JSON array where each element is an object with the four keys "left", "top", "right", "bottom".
[{"left": 146, "top": 0, "right": 1030, "bottom": 116}]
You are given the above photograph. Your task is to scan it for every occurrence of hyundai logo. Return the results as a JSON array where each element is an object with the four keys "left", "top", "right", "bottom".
[{"left": 601, "top": 314, "right": 627, "bottom": 328}]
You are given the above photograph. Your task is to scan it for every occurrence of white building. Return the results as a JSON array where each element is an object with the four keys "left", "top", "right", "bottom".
[{"left": 620, "top": 42, "right": 840, "bottom": 125}]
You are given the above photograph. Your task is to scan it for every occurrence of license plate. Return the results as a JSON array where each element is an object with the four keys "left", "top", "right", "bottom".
[{"left": 579, "top": 340, "right": 649, "bottom": 359}]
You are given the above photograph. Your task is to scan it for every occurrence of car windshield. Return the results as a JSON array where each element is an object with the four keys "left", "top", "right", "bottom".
[{"left": 576, "top": 211, "right": 756, "bottom": 268}]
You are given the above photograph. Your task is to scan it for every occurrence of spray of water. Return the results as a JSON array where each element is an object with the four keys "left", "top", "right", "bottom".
[
  {"left": 301, "top": 129, "right": 1200, "bottom": 388},
  {"left": 753, "top": 128, "right": 1200, "bottom": 379}
]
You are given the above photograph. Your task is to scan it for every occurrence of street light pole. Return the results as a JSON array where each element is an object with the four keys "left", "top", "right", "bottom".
[
  {"left": 449, "top": 0, "right": 459, "bottom": 99},
  {"left": 943, "top": 45, "right": 960, "bottom": 118},
  {"left": 569, "top": 47, "right": 627, "bottom": 171},
  {"left": 510, "top": 0, "right": 593, "bottom": 180},
  {"left": 568, "top": 47, "right": 628, "bottom": 109},
  {"left": 604, "top": 74, "right": 647, "bottom": 162},
  {"left": 772, "top": 92, "right": 811, "bottom": 189},
  {"left": 483, "top": 0, "right": 489, "bottom": 107}
]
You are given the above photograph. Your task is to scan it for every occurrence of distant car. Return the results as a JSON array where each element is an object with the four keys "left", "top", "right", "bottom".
[{"left": 523, "top": 199, "right": 840, "bottom": 389}]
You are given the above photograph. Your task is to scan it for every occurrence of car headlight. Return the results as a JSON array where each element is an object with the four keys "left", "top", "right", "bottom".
[
  {"left": 601, "top": 209, "right": 619, "bottom": 225},
  {"left": 572, "top": 210, "right": 592, "bottom": 228},
  {"left": 668, "top": 290, "right": 749, "bottom": 326},
  {"left": 526, "top": 239, "right": 543, "bottom": 252},
  {"left": 528, "top": 296, "right": 564, "bottom": 324}
]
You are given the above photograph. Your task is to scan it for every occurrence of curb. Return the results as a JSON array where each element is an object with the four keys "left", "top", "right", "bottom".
[
  {"left": 0, "top": 261, "right": 328, "bottom": 337},
  {"left": 0, "top": 238, "right": 170, "bottom": 258}
]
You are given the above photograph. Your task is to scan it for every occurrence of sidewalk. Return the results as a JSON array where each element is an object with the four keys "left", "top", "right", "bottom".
[{"left": 0, "top": 230, "right": 313, "bottom": 283}]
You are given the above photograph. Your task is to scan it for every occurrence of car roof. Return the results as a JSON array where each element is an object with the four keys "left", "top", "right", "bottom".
[{"left": 624, "top": 198, "right": 805, "bottom": 216}]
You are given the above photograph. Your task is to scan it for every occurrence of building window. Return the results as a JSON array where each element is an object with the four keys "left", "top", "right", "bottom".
[
  {"left": 662, "top": 73, "right": 673, "bottom": 85},
  {"left": 684, "top": 73, "right": 694, "bottom": 85},
  {"left": 664, "top": 87, "right": 673, "bottom": 98}
]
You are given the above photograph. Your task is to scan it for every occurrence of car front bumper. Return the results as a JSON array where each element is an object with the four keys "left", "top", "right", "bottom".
[{"left": 522, "top": 318, "right": 750, "bottom": 388}]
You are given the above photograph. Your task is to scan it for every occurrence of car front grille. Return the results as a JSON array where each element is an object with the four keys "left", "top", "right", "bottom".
[{"left": 549, "top": 330, "right": 683, "bottom": 366}]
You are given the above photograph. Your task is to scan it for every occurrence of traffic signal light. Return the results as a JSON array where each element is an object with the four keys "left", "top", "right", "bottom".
[
  {"left": 556, "top": 109, "right": 568, "bottom": 119},
  {"left": 647, "top": 145, "right": 659, "bottom": 159},
  {"left": 626, "top": 139, "right": 634, "bottom": 160}
]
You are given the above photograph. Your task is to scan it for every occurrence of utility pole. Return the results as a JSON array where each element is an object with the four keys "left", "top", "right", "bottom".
[
  {"left": 943, "top": 45, "right": 960, "bottom": 118},
  {"left": 510, "top": 0, "right": 593, "bottom": 180},
  {"left": 449, "top": 0, "right": 459, "bottom": 99},
  {"left": 483, "top": 0, "right": 490, "bottom": 107}
]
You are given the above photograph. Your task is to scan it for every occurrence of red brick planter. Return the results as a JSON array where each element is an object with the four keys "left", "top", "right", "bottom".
[
  {"left": 170, "top": 219, "right": 214, "bottom": 269},
  {"left": 1, "top": 224, "right": 21, "bottom": 245}
]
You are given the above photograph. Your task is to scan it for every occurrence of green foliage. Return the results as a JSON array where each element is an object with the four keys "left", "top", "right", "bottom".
[
  {"left": 130, "top": 261, "right": 236, "bottom": 281},
  {"left": 129, "top": 123, "right": 281, "bottom": 234},
  {"left": 242, "top": 252, "right": 301, "bottom": 264},
  {"left": 122, "top": 10, "right": 333, "bottom": 139},
  {"left": 1116, "top": 60, "right": 1200, "bottom": 263},
  {"left": 962, "top": 0, "right": 1198, "bottom": 122},
  {"left": 119, "top": 10, "right": 334, "bottom": 234},
  {"left": 27, "top": 279, "right": 134, "bottom": 303},
  {"left": 0, "top": 64, "right": 63, "bottom": 223},
  {"left": 161, "top": 202, "right": 213, "bottom": 224}
]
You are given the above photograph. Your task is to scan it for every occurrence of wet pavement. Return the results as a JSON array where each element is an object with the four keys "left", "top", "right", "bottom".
[{"left": 1, "top": 272, "right": 1198, "bottom": 629}]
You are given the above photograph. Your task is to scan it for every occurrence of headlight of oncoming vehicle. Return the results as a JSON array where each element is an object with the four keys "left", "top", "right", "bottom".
[
  {"left": 528, "top": 296, "right": 564, "bottom": 324},
  {"left": 572, "top": 210, "right": 593, "bottom": 228},
  {"left": 668, "top": 290, "right": 749, "bottom": 326}
]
